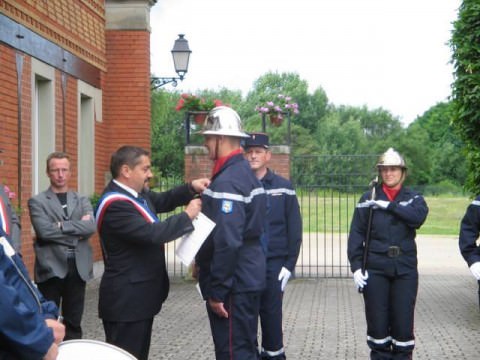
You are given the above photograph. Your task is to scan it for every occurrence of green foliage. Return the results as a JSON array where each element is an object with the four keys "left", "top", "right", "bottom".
[{"left": 450, "top": 0, "right": 480, "bottom": 194}]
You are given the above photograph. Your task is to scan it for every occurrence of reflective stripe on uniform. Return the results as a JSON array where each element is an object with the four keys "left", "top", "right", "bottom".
[
  {"left": 392, "top": 338, "right": 415, "bottom": 347},
  {"left": 261, "top": 347, "right": 285, "bottom": 357},
  {"left": 357, "top": 201, "right": 372, "bottom": 208},
  {"left": 367, "top": 335, "right": 392, "bottom": 344},
  {"left": 265, "top": 188, "right": 296, "bottom": 196},
  {"left": 203, "top": 187, "right": 265, "bottom": 203}
]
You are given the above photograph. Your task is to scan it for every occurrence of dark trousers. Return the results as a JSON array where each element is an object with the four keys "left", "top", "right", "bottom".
[
  {"left": 363, "top": 270, "right": 418, "bottom": 360},
  {"left": 103, "top": 318, "right": 154, "bottom": 360},
  {"left": 259, "top": 258, "right": 286, "bottom": 359},
  {"left": 37, "top": 257, "right": 86, "bottom": 340},
  {"left": 207, "top": 291, "right": 261, "bottom": 360}
]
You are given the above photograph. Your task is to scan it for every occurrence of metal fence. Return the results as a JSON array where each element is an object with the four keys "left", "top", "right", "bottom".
[{"left": 159, "top": 154, "right": 379, "bottom": 279}]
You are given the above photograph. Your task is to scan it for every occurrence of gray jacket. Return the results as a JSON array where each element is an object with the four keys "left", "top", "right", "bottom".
[{"left": 28, "top": 188, "right": 96, "bottom": 282}]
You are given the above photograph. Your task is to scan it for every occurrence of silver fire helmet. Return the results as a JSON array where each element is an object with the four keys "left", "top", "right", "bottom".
[
  {"left": 376, "top": 148, "right": 407, "bottom": 168},
  {"left": 201, "top": 106, "right": 249, "bottom": 138}
]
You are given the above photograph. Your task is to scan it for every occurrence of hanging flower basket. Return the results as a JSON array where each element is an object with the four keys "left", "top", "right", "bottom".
[
  {"left": 191, "top": 111, "right": 209, "bottom": 125},
  {"left": 269, "top": 113, "right": 284, "bottom": 126}
]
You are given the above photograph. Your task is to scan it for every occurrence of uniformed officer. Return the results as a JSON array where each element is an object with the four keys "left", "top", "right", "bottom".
[
  {"left": 244, "top": 133, "right": 302, "bottom": 360},
  {"left": 347, "top": 148, "right": 429, "bottom": 360},
  {"left": 458, "top": 195, "right": 480, "bottom": 309},
  {"left": 195, "top": 106, "right": 267, "bottom": 360}
]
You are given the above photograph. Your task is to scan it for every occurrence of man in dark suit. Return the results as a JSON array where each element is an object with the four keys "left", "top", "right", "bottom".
[
  {"left": 95, "top": 145, "right": 208, "bottom": 360},
  {"left": 28, "top": 151, "right": 96, "bottom": 340}
]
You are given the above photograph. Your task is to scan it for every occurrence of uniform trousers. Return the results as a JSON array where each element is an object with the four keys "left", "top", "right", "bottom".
[
  {"left": 103, "top": 318, "right": 154, "bottom": 360},
  {"left": 259, "top": 257, "right": 286, "bottom": 359},
  {"left": 207, "top": 291, "right": 261, "bottom": 360},
  {"left": 363, "top": 269, "right": 418, "bottom": 360},
  {"left": 37, "top": 256, "right": 86, "bottom": 340}
]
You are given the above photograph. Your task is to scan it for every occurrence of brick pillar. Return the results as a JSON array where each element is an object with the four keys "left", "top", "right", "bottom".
[
  {"left": 104, "top": 0, "right": 153, "bottom": 157},
  {"left": 184, "top": 145, "right": 292, "bottom": 181}
]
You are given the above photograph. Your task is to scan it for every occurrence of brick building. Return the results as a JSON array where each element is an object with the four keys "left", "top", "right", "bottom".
[{"left": 0, "top": 0, "right": 155, "bottom": 270}]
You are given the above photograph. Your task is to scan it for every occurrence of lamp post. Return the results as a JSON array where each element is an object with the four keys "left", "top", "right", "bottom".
[{"left": 150, "top": 34, "right": 192, "bottom": 89}]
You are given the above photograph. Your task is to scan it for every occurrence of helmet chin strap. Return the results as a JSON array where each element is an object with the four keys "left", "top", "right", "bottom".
[{"left": 214, "top": 136, "right": 220, "bottom": 161}]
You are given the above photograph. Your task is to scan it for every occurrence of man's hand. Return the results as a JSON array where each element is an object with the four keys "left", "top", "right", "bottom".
[
  {"left": 185, "top": 199, "right": 202, "bottom": 220},
  {"left": 278, "top": 267, "right": 291, "bottom": 291},
  {"left": 191, "top": 178, "right": 211, "bottom": 194},
  {"left": 45, "top": 319, "right": 65, "bottom": 344},
  {"left": 42, "top": 343, "right": 58, "bottom": 360},
  {"left": 208, "top": 298, "right": 229, "bottom": 318},
  {"left": 470, "top": 262, "right": 480, "bottom": 280}
]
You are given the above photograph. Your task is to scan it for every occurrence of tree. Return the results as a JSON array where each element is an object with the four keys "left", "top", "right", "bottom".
[{"left": 450, "top": 0, "right": 480, "bottom": 195}]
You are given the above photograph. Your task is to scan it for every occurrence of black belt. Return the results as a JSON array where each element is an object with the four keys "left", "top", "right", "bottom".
[{"left": 387, "top": 246, "right": 401, "bottom": 258}]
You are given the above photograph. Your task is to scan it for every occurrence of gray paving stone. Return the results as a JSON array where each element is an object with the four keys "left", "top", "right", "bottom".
[{"left": 81, "top": 236, "right": 480, "bottom": 359}]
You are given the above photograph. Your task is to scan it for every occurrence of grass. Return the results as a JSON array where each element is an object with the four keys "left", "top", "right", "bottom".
[{"left": 297, "top": 191, "right": 472, "bottom": 236}]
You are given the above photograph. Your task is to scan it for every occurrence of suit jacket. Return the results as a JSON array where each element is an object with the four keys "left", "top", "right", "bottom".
[
  {"left": 28, "top": 188, "right": 96, "bottom": 282},
  {"left": 96, "top": 181, "right": 195, "bottom": 322},
  {"left": 0, "top": 184, "right": 21, "bottom": 252}
]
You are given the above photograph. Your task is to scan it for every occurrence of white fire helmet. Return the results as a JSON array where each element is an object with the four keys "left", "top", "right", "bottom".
[
  {"left": 201, "top": 106, "right": 249, "bottom": 138},
  {"left": 376, "top": 148, "right": 407, "bottom": 169}
]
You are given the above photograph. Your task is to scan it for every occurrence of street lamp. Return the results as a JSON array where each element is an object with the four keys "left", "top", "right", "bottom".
[{"left": 150, "top": 34, "right": 192, "bottom": 90}]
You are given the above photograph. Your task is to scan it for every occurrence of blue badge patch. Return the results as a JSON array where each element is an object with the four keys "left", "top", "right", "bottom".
[{"left": 221, "top": 200, "right": 233, "bottom": 214}]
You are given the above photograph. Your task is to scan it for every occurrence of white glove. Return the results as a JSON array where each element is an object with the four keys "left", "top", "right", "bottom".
[
  {"left": 374, "top": 200, "right": 390, "bottom": 209},
  {"left": 353, "top": 269, "right": 369, "bottom": 290},
  {"left": 278, "top": 267, "right": 291, "bottom": 291},
  {"left": 469, "top": 262, "right": 480, "bottom": 280}
]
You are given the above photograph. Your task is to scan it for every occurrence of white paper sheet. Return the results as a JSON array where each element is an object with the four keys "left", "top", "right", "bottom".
[{"left": 175, "top": 212, "right": 215, "bottom": 266}]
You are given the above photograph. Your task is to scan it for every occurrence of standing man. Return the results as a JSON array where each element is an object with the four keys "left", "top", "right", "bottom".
[
  {"left": 195, "top": 107, "right": 267, "bottom": 360},
  {"left": 458, "top": 196, "right": 480, "bottom": 309},
  {"left": 28, "top": 152, "right": 96, "bottom": 341},
  {"left": 244, "top": 133, "right": 302, "bottom": 360},
  {"left": 95, "top": 145, "right": 207, "bottom": 360},
  {"left": 347, "top": 148, "right": 428, "bottom": 359}
]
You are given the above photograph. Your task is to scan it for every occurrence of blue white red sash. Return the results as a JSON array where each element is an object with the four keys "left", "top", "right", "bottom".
[
  {"left": 0, "top": 197, "right": 10, "bottom": 236},
  {"left": 95, "top": 192, "right": 159, "bottom": 231}
]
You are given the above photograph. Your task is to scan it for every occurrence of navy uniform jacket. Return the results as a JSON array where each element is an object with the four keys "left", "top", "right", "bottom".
[
  {"left": 261, "top": 169, "right": 302, "bottom": 271},
  {"left": 348, "top": 185, "right": 428, "bottom": 276},
  {"left": 459, "top": 196, "right": 480, "bottom": 266},
  {"left": 0, "top": 236, "right": 59, "bottom": 359},
  {"left": 96, "top": 181, "right": 195, "bottom": 322},
  {"left": 196, "top": 153, "right": 267, "bottom": 302}
]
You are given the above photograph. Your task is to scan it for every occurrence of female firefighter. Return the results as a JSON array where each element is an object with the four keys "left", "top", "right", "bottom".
[{"left": 347, "top": 148, "right": 429, "bottom": 360}]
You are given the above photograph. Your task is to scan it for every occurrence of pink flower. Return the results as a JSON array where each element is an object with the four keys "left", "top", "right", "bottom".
[{"left": 3, "top": 185, "right": 16, "bottom": 200}]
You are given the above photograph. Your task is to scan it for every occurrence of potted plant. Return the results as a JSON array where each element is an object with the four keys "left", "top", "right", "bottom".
[
  {"left": 175, "top": 94, "right": 224, "bottom": 124},
  {"left": 255, "top": 94, "right": 299, "bottom": 126}
]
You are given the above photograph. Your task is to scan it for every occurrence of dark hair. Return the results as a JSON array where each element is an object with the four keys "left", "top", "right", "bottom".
[
  {"left": 46, "top": 152, "right": 70, "bottom": 172},
  {"left": 110, "top": 146, "right": 149, "bottom": 179}
]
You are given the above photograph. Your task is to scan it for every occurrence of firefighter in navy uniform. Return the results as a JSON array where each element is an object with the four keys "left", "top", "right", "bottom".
[
  {"left": 458, "top": 195, "right": 480, "bottom": 309},
  {"left": 347, "top": 148, "right": 428, "bottom": 360},
  {"left": 244, "top": 133, "right": 302, "bottom": 360},
  {"left": 195, "top": 106, "right": 267, "bottom": 360}
]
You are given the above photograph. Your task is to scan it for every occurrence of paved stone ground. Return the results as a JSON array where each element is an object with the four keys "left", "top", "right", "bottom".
[{"left": 81, "top": 236, "right": 480, "bottom": 359}]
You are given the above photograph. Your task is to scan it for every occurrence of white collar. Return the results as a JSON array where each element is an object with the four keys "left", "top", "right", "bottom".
[{"left": 113, "top": 179, "right": 138, "bottom": 198}]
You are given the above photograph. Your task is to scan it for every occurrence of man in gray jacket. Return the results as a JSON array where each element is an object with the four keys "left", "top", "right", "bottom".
[{"left": 28, "top": 151, "right": 96, "bottom": 340}]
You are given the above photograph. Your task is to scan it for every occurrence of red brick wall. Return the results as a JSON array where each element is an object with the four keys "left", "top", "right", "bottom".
[
  {"left": 1, "top": 0, "right": 106, "bottom": 70},
  {"left": 103, "top": 30, "right": 151, "bottom": 155},
  {"left": 184, "top": 145, "right": 292, "bottom": 182}
]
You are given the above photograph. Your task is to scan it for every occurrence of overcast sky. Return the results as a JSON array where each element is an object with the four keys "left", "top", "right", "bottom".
[{"left": 150, "top": 0, "right": 461, "bottom": 126}]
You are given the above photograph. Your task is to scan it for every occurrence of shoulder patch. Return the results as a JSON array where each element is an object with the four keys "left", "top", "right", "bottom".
[{"left": 221, "top": 200, "right": 233, "bottom": 214}]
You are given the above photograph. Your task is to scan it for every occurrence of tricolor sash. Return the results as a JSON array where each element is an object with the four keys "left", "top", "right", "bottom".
[
  {"left": 95, "top": 192, "right": 159, "bottom": 231},
  {"left": 0, "top": 197, "right": 10, "bottom": 236}
]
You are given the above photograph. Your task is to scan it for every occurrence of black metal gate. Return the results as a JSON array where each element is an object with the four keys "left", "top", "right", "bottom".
[{"left": 162, "top": 154, "right": 378, "bottom": 279}]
